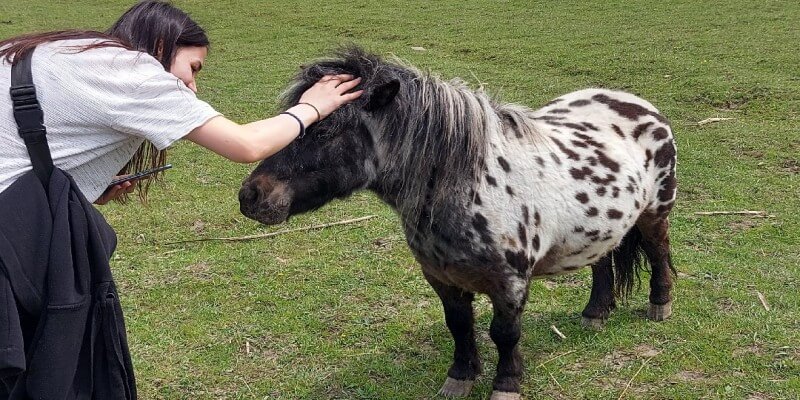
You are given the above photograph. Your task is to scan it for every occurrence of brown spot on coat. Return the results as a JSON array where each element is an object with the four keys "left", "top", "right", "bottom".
[
  {"left": 564, "top": 122, "right": 588, "bottom": 132},
  {"left": 658, "top": 170, "right": 677, "bottom": 202},
  {"left": 505, "top": 250, "right": 529, "bottom": 277},
  {"left": 607, "top": 209, "right": 624, "bottom": 219},
  {"left": 569, "top": 99, "right": 591, "bottom": 107},
  {"left": 575, "top": 192, "right": 590, "bottom": 203},
  {"left": 633, "top": 122, "right": 654, "bottom": 140},
  {"left": 549, "top": 108, "right": 571, "bottom": 114},
  {"left": 591, "top": 174, "right": 616, "bottom": 185},
  {"left": 497, "top": 156, "right": 511, "bottom": 172},
  {"left": 596, "top": 186, "right": 607, "bottom": 196},
  {"left": 517, "top": 222, "right": 527, "bottom": 244},
  {"left": 571, "top": 140, "right": 589, "bottom": 148},
  {"left": 506, "top": 186, "right": 515, "bottom": 196},
  {"left": 472, "top": 213, "right": 493, "bottom": 244},
  {"left": 612, "top": 124, "right": 625, "bottom": 138},
  {"left": 592, "top": 93, "right": 668, "bottom": 123},
  {"left": 594, "top": 149, "right": 620, "bottom": 172},
  {"left": 586, "top": 207, "right": 599, "bottom": 217},
  {"left": 552, "top": 138, "right": 581, "bottom": 161},
  {"left": 522, "top": 205, "right": 530, "bottom": 225},
  {"left": 582, "top": 122, "right": 599, "bottom": 131},
  {"left": 570, "top": 166, "right": 594, "bottom": 180},
  {"left": 573, "top": 132, "right": 592, "bottom": 141},
  {"left": 644, "top": 150, "right": 653, "bottom": 170},
  {"left": 573, "top": 132, "right": 604, "bottom": 148},
  {"left": 654, "top": 140, "right": 677, "bottom": 168},
  {"left": 486, "top": 175, "right": 497, "bottom": 186},
  {"left": 534, "top": 115, "right": 566, "bottom": 121},
  {"left": 652, "top": 127, "right": 669, "bottom": 140},
  {"left": 532, "top": 235, "right": 540, "bottom": 251}
]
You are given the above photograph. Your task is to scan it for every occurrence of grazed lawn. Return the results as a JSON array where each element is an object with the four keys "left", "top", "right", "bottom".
[{"left": 2, "top": 1, "right": 798, "bottom": 399}]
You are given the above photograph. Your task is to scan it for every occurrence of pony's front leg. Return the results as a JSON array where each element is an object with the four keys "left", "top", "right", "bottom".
[
  {"left": 487, "top": 278, "right": 529, "bottom": 400},
  {"left": 423, "top": 271, "right": 482, "bottom": 397}
]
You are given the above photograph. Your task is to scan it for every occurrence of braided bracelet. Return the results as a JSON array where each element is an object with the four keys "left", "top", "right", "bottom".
[
  {"left": 280, "top": 111, "right": 305, "bottom": 138},
  {"left": 297, "top": 102, "right": 322, "bottom": 122}
]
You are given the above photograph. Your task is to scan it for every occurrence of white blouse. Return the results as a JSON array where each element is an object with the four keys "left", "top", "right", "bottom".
[{"left": 0, "top": 39, "right": 220, "bottom": 202}]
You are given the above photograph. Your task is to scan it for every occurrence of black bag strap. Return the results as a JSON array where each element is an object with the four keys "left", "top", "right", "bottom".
[{"left": 10, "top": 48, "right": 54, "bottom": 188}]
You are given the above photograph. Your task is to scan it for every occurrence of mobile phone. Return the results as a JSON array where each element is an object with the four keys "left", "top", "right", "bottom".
[{"left": 108, "top": 164, "right": 173, "bottom": 187}]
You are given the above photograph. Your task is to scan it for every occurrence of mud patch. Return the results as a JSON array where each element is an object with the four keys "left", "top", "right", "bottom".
[
  {"left": 602, "top": 344, "right": 660, "bottom": 370},
  {"left": 715, "top": 297, "right": 740, "bottom": 313},
  {"left": 781, "top": 159, "right": 800, "bottom": 174},
  {"left": 671, "top": 370, "right": 708, "bottom": 383}
]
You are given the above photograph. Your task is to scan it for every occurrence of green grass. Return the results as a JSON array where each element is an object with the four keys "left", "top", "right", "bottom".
[{"left": 2, "top": 1, "right": 798, "bottom": 399}]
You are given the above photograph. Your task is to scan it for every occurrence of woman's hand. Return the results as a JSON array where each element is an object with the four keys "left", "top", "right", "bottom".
[
  {"left": 94, "top": 178, "right": 137, "bottom": 205},
  {"left": 297, "top": 74, "right": 363, "bottom": 121}
]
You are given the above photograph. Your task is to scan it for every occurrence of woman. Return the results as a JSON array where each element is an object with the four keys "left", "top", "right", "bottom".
[
  {"left": 0, "top": 1, "right": 361, "bottom": 398},
  {"left": 0, "top": 0, "right": 362, "bottom": 204}
]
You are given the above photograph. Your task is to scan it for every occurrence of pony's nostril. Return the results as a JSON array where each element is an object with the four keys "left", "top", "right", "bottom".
[{"left": 238, "top": 184, "right": 259, "bottom": 204}]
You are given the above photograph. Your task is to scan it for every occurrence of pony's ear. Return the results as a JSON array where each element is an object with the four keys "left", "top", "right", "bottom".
[{"left": 365, "top": 79, "right": 400, "bottom": 111}]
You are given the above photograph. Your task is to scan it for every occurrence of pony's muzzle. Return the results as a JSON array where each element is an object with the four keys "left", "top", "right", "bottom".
[{"left": 238, "top": 177, "right": 292, "bottom": 225}]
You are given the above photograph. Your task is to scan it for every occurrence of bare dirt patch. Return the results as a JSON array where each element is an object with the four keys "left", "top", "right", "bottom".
[{"left": 780, "top": 159, "right": 800, "bottom": 174}]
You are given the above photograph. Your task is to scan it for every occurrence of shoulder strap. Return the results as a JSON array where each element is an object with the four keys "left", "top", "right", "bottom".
[{"left": 10, "top": 48, "right": 54, "bottom": 188}]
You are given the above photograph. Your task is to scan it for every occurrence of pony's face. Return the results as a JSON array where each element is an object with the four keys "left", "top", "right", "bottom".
[
  {"left": 238, "top": 118, "right": 375, "bottom": 225},
  {"left": 238, "top": 79, "right": 400, "bottom": 225}
]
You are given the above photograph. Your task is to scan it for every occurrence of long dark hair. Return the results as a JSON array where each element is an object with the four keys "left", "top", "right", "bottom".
[
  {"left": 106, "top": 1, "right": 209, "bottom": 202},
  {"left": 0, "top": 1, "right": 209, "bottom": 202},
  {"left": 107, "top": 0, "right": 209, "bottom": 70}
]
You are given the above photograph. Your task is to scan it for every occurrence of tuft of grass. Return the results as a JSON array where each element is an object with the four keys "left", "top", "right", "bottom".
[{"left": 2, "top": 0, "right": 798, "bottom": 398}]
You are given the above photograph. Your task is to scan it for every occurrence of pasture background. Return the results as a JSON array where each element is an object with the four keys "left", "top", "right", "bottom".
[{"left": 1, "top": 0, "right": 798, "bottom": 398}]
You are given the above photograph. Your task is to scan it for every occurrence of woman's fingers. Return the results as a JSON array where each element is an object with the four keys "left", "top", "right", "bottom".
[
  {"left": 296, "top": 75, "right": 364, "bottom": 120},
  {"left": 95, "top": 180, "right": 137, "bottom": 205},
  {"left": 122, "top": 180, "right": 136, "bottom": 193},
  {"left": 341, "top": 90, "right": 364, "bottom": 102},
  {"left": 320, "top": 74, "right": 355, "bottom": 84},
  {"left": 334, "top": 77, "right": 362, "bottom": 94}
]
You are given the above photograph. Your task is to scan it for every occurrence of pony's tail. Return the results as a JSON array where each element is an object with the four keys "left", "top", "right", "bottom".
[{"left": 611, "top": 226, "right": 648, "bottom": 301}]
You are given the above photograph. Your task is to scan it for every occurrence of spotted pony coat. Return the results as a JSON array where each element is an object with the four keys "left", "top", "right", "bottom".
[{"left": 239, "top": 48, "right": 677, "bottom": 400}]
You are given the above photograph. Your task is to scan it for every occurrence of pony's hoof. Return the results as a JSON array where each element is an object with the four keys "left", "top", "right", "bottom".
[
  {"left": 489, "top": 391, "right": 521, "bottom": 400},
  {"left": 580, "top": 316, "right": 606, "bottom": 330},
  {"left": 438, "top": 377, "right": 474, "bottom": 397},
  {"left": 647, "top": 301, "right": 672, "bottom": 321}
]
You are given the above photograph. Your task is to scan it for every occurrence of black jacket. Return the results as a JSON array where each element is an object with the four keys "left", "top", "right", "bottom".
[{"left": 0, "top": 170, "right": 137, "bottom": 399}]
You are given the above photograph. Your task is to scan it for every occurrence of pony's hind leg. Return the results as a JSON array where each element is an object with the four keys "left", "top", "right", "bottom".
[
  {"left": 637, "top": 213, "right": 675, "bottom": 321},
  {"left": 422, "top": 271, "right": 482, "bottom": 397},
  {"left": 581, "top": 255, "right": 616, "bottom": 329}
]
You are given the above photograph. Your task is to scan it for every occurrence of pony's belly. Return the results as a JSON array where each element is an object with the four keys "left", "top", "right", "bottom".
[{"left": 531, "top": 230, "right": 626, "bottom": 277}]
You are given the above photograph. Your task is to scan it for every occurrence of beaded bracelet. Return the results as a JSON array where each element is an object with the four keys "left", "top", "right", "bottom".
[{"left": 280, "top": 111, "right": 305, "bottom": 138}]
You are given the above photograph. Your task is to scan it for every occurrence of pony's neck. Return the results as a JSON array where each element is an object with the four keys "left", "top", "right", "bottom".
[{"left": 369, "top": 75, "right": 497, "bottom": 222}]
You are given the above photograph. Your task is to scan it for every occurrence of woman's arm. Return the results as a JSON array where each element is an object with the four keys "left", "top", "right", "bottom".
[{"left": 185, "top": 74, "right": 362, "bottom": 163}]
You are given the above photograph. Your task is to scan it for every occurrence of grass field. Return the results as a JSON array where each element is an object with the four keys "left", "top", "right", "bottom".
[{"left": 2, "top": 1, "right": 798, "bottom": 399}]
